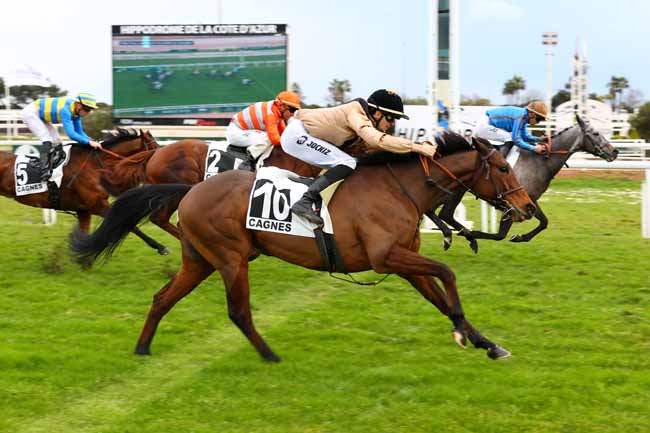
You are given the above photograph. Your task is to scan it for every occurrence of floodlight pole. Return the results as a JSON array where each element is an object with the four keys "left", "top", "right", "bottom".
[
  {"left": 428, "top": 0, "right": 438, "bottom": 137},
  {"left": 542, "top": 32, "right": 558, "bottom": 136}
]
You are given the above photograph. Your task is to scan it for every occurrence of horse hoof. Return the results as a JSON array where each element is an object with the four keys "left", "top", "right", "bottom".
[
  {"left": 452, "top": 330, "right": 467, "bottom": 348},
  {"left": 487, "top": 345, "right": 511, "bottom": 360},
  {"left": 158, "top": 247, "right": 172, "bottom": 256},
  {"left": 263, "top": 353, "right": 281, "bottom": 363},
  {"left": 443, "top": 238, "right": 452, "bottom": 250},
  {"left": 469, "top": 240, "right": 479, "bottom": 254},
  {"left": 134, "top": 346, "right": 151, "bottom": 356},
  {"left": 509, "top": 235, "right": 523, "bottom": 243}
]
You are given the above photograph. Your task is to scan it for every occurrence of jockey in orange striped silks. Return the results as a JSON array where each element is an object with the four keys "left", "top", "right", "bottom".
[{"left": 226, "top": 90, "right": 301, "bottom": 165}]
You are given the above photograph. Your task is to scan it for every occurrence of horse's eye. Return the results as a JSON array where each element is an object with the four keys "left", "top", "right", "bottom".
[{"left": 499, "top": 166, "right": 508, "bottom": 173}]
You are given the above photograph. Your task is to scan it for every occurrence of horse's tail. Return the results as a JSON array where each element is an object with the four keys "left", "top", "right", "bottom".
[
  {"left": 70, "top": 184, "right": 192, "bottom": 264},
  {"left": 100, "top": 149, "right": 157, "bottom": 195}
]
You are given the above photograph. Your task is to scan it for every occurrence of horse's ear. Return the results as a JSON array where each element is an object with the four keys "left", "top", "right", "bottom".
[
  {"left": 471, "top": 136, "right": 488, "bottom": 155},
  {"left": 576, "top": 114, "right": 586, "bottom": 129},
  {"left": 139, "top": 128, "right": 144, "bottom": 136}
]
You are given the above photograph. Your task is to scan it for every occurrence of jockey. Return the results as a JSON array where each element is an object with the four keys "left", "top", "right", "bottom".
[
  {"left": 21, "top": 92, "right": 102, "bottom": 181},
  {"left": 474, "top": 101, "right": 549, "bottom": 156},
  {"left": 227, "top": 90, "right": 301, "bottom": 166},
  {"left": 282, "top": 88, "right": 437, "bottom": 226}
]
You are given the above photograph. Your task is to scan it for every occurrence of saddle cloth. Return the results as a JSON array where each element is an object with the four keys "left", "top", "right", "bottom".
[
  {"left": 204, "top": 141, "right": 275, "bottom": 180},
  {"left": 246, "top": 167, "right": 334, "bottom": 238},
  {"left": 14, "top": 145, "right": 71, "bottom": 196}
]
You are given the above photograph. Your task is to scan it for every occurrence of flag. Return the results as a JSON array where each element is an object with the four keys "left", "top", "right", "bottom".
[{"left": 3, "top": 65, "right": 52, "bottom": 88}]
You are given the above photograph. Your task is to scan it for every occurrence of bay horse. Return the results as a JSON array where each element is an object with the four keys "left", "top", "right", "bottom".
[
  {"left": 0, "top": 128, "right": 170, "bottom": 254},
  {"left": 71, "top": 133, "right": 536, "bottom": 360},
  {"left": 429, "top": 115, "right": 619, "bottom": 252},
  {"left": 100, "top": 140, "right": 321, "bottom": 239}
]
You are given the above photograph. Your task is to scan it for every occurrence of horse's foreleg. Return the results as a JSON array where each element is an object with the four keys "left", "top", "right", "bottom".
[
  {"left": 510, "top": 202, "right": 547, "bottom": 243},
  {"left": 223, "top": 260, "right": 280, "bottom": 362},
  {"left": 469, "top": 215, "right": 514, "bottom": 241},
  {"left": 399, "top": 274, "right": 511, "bottom": 360},
  {"left": 135, "top": 245, "right": 214, "bottom": 355},
  {"left": 382, "top": 245, "right": 466, "bottom": 347},
  {"left": 438, "top": 191, "right": 480, "bottom": 253},
  {"left": 424, "top": 209, "right": 453, "bottom": 250}
]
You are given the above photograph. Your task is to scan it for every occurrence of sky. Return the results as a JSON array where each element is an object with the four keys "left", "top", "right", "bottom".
[{"left": 1, "top": 0, "right": 648, "bottom": 106}]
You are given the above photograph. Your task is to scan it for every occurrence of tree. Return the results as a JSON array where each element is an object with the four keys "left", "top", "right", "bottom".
[
  {"left": 622, "top": 88, "right": 645, "bottom": 110},
  {"left": 0, "top": 77, "right": 66, "bottom": 108},
  {"left": 290, "top": 82, "right": 303, "bottom": 101},
  {"left": 502, "top": 75, "right": 526, "bottom": 104},
  {"left": 327, "top": 79, "right": 351, "bottom": 106},
  {"left": 460, "top": 94, "right": 491, "bottom": 106},
  {"left": 629, "top": 102, "right": 650, "bottom": 140},
  {"left": 402, "top": 96, "right": 427, "bottom": 105},
  {"left": 81, "top": 103, "right": 115, "bottom": 139},
  {"left": 606, "top": 76, "right": 630, "bottom": 112},
  {"left": 551, "top": 89, "right": 571, "bottom": 109}
]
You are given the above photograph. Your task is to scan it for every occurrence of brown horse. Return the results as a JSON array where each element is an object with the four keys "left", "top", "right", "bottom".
[
  {"left": 71, "top": 133, "right": 536, "bottom": 360},
  {"left": 100, "top": 139, "right": 321, "bottom": 239},
  {"left": 0, "top": 128, "right": 170, "bottom": 254}
]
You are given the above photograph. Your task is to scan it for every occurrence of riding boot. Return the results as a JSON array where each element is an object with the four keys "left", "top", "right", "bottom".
[
  {"left": 39, "top": 141, "right": 53, "bottom": 181},
  {"left": 291, "top": 164, "right": 354, "bottom": 226}
]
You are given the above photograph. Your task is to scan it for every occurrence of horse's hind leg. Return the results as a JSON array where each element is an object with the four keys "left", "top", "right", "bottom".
[
  {"left": 400, "top": 274, "right": 511, "bottom": 360},
  {"left": 222, "top": 260, "right": 280, "bottom": 362},
  {"left": 150, "top": 201, "right": 182, "bottom": 240},
  {"left": 131, "top": 226, "right": 172, "bottom": 256},
  {"left": 381, "top": 244, "right": 467, "bottom": 347},
  {"left": 135, "top": 242, "right": 215, "bottom": 355}
]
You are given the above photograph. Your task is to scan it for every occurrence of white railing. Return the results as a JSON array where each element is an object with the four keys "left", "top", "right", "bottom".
[{"left": 480, "top": 159, "right": 650, "bottom": 238}]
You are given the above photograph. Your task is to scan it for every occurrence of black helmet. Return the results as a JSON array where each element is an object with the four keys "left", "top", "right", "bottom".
[{"left": 367, "top": 89, "right": 409, "bottom": 120}]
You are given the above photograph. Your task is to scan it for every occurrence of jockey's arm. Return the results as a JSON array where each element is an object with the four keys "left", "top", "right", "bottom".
[
  {"left": 511, "top": 116, "right": 538, "bottom": 152},
  {"left": 348, "top": 111, "right": 413, "bottom": 153},
  {"left": 60, "top": 111, "right": 90, "bottom": 144},
  {"left": 263, "top": 112, "right": 282, "bottom": 146}
]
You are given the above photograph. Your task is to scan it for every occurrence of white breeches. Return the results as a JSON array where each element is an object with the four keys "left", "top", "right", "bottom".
[
  {"left": 21, "top": 104, "right": 61, "bottom": 143},
  {"left": 280, "top": 119, "right": 356, "bottom": 169},
  {"left": 473, "top": 116, "right": 512, "bottom": 143},
  {"left": 226, "top": 122, "right": 272, "bottom": 159}
]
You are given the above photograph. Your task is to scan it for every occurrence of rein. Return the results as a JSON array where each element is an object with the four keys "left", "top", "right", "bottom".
[{"left": 422, "top": 150, "right": 522, "bottom": 208}]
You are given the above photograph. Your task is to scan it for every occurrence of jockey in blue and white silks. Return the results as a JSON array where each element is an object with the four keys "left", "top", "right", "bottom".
[
  {"left": 21, "top": 92, "right": 103, "bottom": 181},
  {"left": 474, "top": 101, "right": 549, "bottom": 155}
]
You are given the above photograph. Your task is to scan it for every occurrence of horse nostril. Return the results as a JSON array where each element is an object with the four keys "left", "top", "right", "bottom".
[{"left": 613, "top": 149, "right": 619, "bottom": 156}]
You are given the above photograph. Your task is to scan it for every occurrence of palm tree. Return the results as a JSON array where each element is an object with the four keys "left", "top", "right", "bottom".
[
  {"left": 502, "top": 75, "right": 526, "bottom": 104},
  {"left": 327, "top": 79, "right": 351, "bottom": 106},
  {"left": 607, "top": 76, "right": 630, "bottom": 112}
]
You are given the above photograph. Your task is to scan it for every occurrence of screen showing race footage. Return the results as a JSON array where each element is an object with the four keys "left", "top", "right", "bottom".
[{"left": 112, "top": 24, "right": 288, "bottom": 125}]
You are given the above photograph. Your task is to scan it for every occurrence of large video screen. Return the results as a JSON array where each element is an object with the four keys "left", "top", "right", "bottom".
[{"left": 112, "top": 24, "right": 288, "bottom": 126}]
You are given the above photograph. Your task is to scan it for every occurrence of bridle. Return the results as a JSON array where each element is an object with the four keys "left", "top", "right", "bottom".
[
  {"left": 422, "top": 148, "right": 524, "bottom": 214},
  {"left": 544, "top": 125, "right": 612, "bottom": 159}
]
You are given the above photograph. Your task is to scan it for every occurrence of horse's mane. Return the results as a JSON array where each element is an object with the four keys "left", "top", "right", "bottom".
[
  {"left": 357, "top": 131, "right": 475, "bottom": 166},
  {"left": 101, "top": 128, "right": 142, "bottom": 148},
  {"left": 551, "top": 125, "right": 575, "bottom": 138}
]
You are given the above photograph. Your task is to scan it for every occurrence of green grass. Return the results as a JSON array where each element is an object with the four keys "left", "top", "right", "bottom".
[
  {"left": 113, "top": 65, "right": 285, "bottom": 111},
  {"left": 1, "top": 175, "right": 649, "bottom": 432}
]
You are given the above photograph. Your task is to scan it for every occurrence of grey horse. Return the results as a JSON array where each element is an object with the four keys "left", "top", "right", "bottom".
[{"left": 428, "top": 115, "right": 619, "bottom": 252}]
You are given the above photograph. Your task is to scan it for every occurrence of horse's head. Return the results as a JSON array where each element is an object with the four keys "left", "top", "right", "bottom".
[
  {"left": 470, "top": 137, "right": 536, "bottom": 221},
  {"left": 572, "top": 115, "right": 618, "bottom": 162},
  {"left": 101, "top": 128, "right": 159, "bottom": 156}
]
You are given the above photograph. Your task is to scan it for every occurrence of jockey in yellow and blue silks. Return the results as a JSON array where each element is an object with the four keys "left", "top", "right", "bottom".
[
  {"left": 474, "top": 101, "right": 549, "bottom": 155},
  {"left": 21, "top": 92, "right": 103, "bottom": 181}
]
